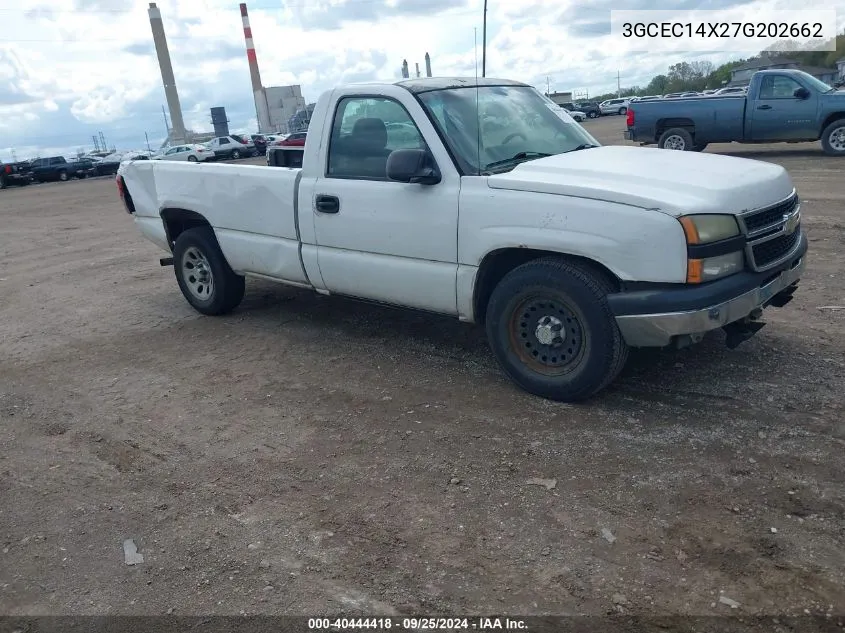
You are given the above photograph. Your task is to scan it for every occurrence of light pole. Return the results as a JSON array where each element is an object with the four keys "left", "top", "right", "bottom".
[{"left": 482, "top": 0, "right": 487, "bottom": 77}]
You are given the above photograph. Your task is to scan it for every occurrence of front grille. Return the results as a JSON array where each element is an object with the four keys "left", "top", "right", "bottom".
[
  {"left": 751, "top": 226, "right": 801, "bottom": 268},
  {"left": 739, "top": 192, "right": 801, "bottom": 271},
  {"left": 742, "top": 194, "right": 798, "bottom": 234}
]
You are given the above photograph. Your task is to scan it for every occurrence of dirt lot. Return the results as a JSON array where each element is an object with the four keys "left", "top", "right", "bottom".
[{"left": 1, "top": 116, "right": 844, "bottom": 622}]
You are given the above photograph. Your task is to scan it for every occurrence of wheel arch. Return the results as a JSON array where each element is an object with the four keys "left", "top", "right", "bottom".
[
  {"left": 472, "top": 248, "right": 622, "bottom": 324},
  {"left": 160, "top": 207, "right": 212, "bottom": 252},
  {"left": 820, "top": 112, "right": 845, "bottom": 137},
  {"left": 655, "top": 118, "right": 695, "bottom": 142}
]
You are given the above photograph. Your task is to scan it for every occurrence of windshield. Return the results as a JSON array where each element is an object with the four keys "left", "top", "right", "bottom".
[
  {"left": 416, "top": 85, "right": 600, "bottom": 174},
  {"left": 794, "top": 70, "right": 835, "bottom": 93}
]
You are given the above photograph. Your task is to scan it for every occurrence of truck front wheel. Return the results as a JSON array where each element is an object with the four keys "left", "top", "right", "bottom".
[
  {"left": 485, "top": 258, "right": 629, "bottom": 402},
  {"left": 658, "top": 128, "right": 694, "bottom": 151},
  {"left": 821, "top": 118, "right": 845, "bottom": 156},
  {"left": 173, "top": 226, "right": 245, "bottom": 316}
]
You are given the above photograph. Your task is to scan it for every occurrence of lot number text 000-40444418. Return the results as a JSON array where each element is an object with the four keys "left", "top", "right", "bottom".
[{"left": 307, "top": 617, "right": 530, "bottom": 630}]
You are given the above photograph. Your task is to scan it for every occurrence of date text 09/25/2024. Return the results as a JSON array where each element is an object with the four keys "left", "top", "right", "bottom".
[{"left": 308, "top": 617, "right": 529, "bottom": 630}]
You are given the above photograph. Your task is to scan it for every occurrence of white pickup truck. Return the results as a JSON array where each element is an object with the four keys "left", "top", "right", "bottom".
[{"left": 117, "top": 77, "right": 807, "bottom": 402}]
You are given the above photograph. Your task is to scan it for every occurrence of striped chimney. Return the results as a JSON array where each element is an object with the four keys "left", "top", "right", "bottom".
[{"left": 240, "top": 3, "right": 263, "bottom": 93}]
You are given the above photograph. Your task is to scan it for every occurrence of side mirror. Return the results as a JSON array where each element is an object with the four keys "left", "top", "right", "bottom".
[
  {"left": 794, "top": 87, "right": 810, "bottom": 99},
  {"left": 386, "top": 148, "right": 441, "bottom": 185}
]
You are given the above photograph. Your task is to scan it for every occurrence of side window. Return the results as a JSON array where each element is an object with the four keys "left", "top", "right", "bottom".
[
  {"left": 327, "top": 96, "right": 426, "bottom": 180},
  {"left": 759, "top": 76, "right": 802, "bottom": 99},
  {"left": 166, "top": 148, "right": 177, "bottom": 155},
  {"left": 219, "top": 138, "right": 229, "bottom": 145}
]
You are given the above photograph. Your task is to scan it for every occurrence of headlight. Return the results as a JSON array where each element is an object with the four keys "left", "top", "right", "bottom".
[
  {"left": 679, "top": 215, "right": 744, "bottom": 283},
  {"left": 687, "top": 251, "right": 744, "bottom": 283},
  {"left": 679, "top": 214, "right": 739, "bottom": 244}
]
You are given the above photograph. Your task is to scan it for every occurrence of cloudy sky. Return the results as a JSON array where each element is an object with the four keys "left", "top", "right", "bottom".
[{"left": 0, "top": 0, "right": 841, "bottom": 160}]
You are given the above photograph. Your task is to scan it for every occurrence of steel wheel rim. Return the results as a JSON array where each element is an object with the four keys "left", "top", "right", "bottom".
[
  {"left": 508, "top": 295, "right": 586, "bottom": 376},
  {"left": 664, "top": 134, "right": 686, "bottom": 150},
  {"left": 829, "top": 126, "right": 845, "bottom": 152},
  {"left": 181, "top": 246, "right": 214, "bottom": 301}
]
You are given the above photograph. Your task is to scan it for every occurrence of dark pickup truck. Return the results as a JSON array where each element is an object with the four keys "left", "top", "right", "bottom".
[
  {"left": 625, "top": 69, "right": 845, "bottom": 155},
  {"left": 30, "top": 156, "right": 94, "bottom": 182},
  {"left": 0, "top": 161, "right": 33, "bottom": 189}
]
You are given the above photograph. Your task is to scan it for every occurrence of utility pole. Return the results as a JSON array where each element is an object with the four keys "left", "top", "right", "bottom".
[
  {"left": 92, "top": 135, "right": 100, "bottom": 152},
  {"left": 617, "top": 70, "right": 621, "bottom": 97},
  {"left": 546, "top": 76, "right": 551, "bottom": 96},
  {"left": 481, "top": 0, "right": 487, "bottom": 77},
  {"left": 145, "top": 132, "right": 152, "bottom": 153}
]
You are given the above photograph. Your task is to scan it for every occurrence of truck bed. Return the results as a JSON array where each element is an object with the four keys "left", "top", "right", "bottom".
[
  {"left": 122, "top": 160, "right": 308, "bottom": 284},
  {"left": 629, "top": 95, "right": 747, "bottom": 144}
]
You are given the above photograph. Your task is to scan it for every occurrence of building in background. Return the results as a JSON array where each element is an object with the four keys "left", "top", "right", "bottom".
[
  {"left": 727, "top": 55, "right": 838, "bottom": 87},
  {"left": 265, "top": 85, "right": 306, "bottom": 133},
  {"left": 288, "top": 103, "right": 315, "bottom": 133},
  {"left": 545, "top": 91, "right": 574, "bottom": 106},
  {"left": 210, "top": 107, "right": 230, "bottom": 138}
]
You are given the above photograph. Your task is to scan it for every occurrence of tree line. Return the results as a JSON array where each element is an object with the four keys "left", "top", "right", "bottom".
[{"left": 583, "top": 34, "right": 844, "bottom": 103}]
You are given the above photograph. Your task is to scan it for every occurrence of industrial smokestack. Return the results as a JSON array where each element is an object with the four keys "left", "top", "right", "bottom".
[
  {"left": 415, "top": 62, "right": 420, "bottom": 78},
  {"left": 401, "top": 59, "right": 409, "bottom": 79},
  {"left": 148, "top": 2, "right": 186, "bottom": 143},
  {"left": 425, "top": 52, "right": 431, "bottom": 77},
  {"left": 240, "top": 3, "right": 271, "bottom": 132}
]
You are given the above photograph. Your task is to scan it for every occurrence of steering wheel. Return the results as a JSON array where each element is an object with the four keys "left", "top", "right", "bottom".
[{"left": 501, "top": 132, "right": 527, "bottom": 145}]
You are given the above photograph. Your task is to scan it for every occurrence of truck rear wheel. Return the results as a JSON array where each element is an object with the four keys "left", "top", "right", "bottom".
[
  {"left": 821, "top": 118, "right": 845, "bottom": 156},
  {"left": 485, "top": 258, "right": 629, "bottom": 402},
  {"left": 173, "top": 226, "right": 245, "bottom": 316},
  {"left": 58, "top": 170, "right": 68, "bottom": 181},
  {"left": 658, "top": 128, "right": 694, "bottom": 151}
]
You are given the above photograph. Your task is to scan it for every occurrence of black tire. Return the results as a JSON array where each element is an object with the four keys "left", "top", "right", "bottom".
[
  {"left": 618, "top": 107, "right": 627, "bottom": 115},
  {"left": 173, "top": 226, "right": 245, "bottom": 316},
  {"left": 0, "top": 175, "right": 6, "bottom": 190},
  {"left": 187, "top": 155, "right": 198, "bottom": 162},
  {"left": 658, "top": 127, "right": 694, "bottom": 151},
  {"left": 231, "top": 149, "right": 241, "bottom": 160},
  {"left": 820, "top": 118, "right": 845, "bottom": 156},
  {"left": 485, "top": 257, "right": 629, "bottom": 402},
  {"left": 692, "top": 143, "right": 708, "bottom": 152},
  {"left": 58, "top": 170, "right": 68, "bottom": 181},
  {"left": 587, "top": 111, "right": 598, "bottom": 119}
]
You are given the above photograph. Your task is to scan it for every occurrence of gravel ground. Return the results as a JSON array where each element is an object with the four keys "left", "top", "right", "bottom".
[{"left": 1, "top": 116, "right": 843, "bottom": 622}]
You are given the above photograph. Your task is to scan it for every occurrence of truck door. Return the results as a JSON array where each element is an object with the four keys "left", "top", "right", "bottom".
[
  {"left": 749, "top": 74, "right": 819, "bottom": 141},
  {"left": 305, "top": 92, "right": 461, "bottom": 315}
]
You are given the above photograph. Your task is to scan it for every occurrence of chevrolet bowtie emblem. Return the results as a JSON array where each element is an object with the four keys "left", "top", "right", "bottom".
[{"left": 783, "top": 211, "right": 799, "bottom": 235}]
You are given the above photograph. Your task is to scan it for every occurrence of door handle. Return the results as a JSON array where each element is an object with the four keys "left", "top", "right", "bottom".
[
  {"left": 315, "top": 194, "right": 340, "bottom": 214},
  {"left": 757, "top": 104, "right": 772, "bottom": 110}
]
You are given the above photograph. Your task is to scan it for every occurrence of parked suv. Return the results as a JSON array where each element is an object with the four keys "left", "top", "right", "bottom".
[
  {"left": 575, "top": 102, "right": 601, "bottom": 118},
  {"left": 599, "top": 98, "right": 631, "bottom": 115}
]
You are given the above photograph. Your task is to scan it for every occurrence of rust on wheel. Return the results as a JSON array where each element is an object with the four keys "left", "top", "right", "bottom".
[{"left": 508, "top": 295, "right": 586, "bottom": 376}]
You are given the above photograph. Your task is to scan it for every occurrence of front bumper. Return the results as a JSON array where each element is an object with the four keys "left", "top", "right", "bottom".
[{"left": 610, "top": 233, "right": 807, "bottom": 347}]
